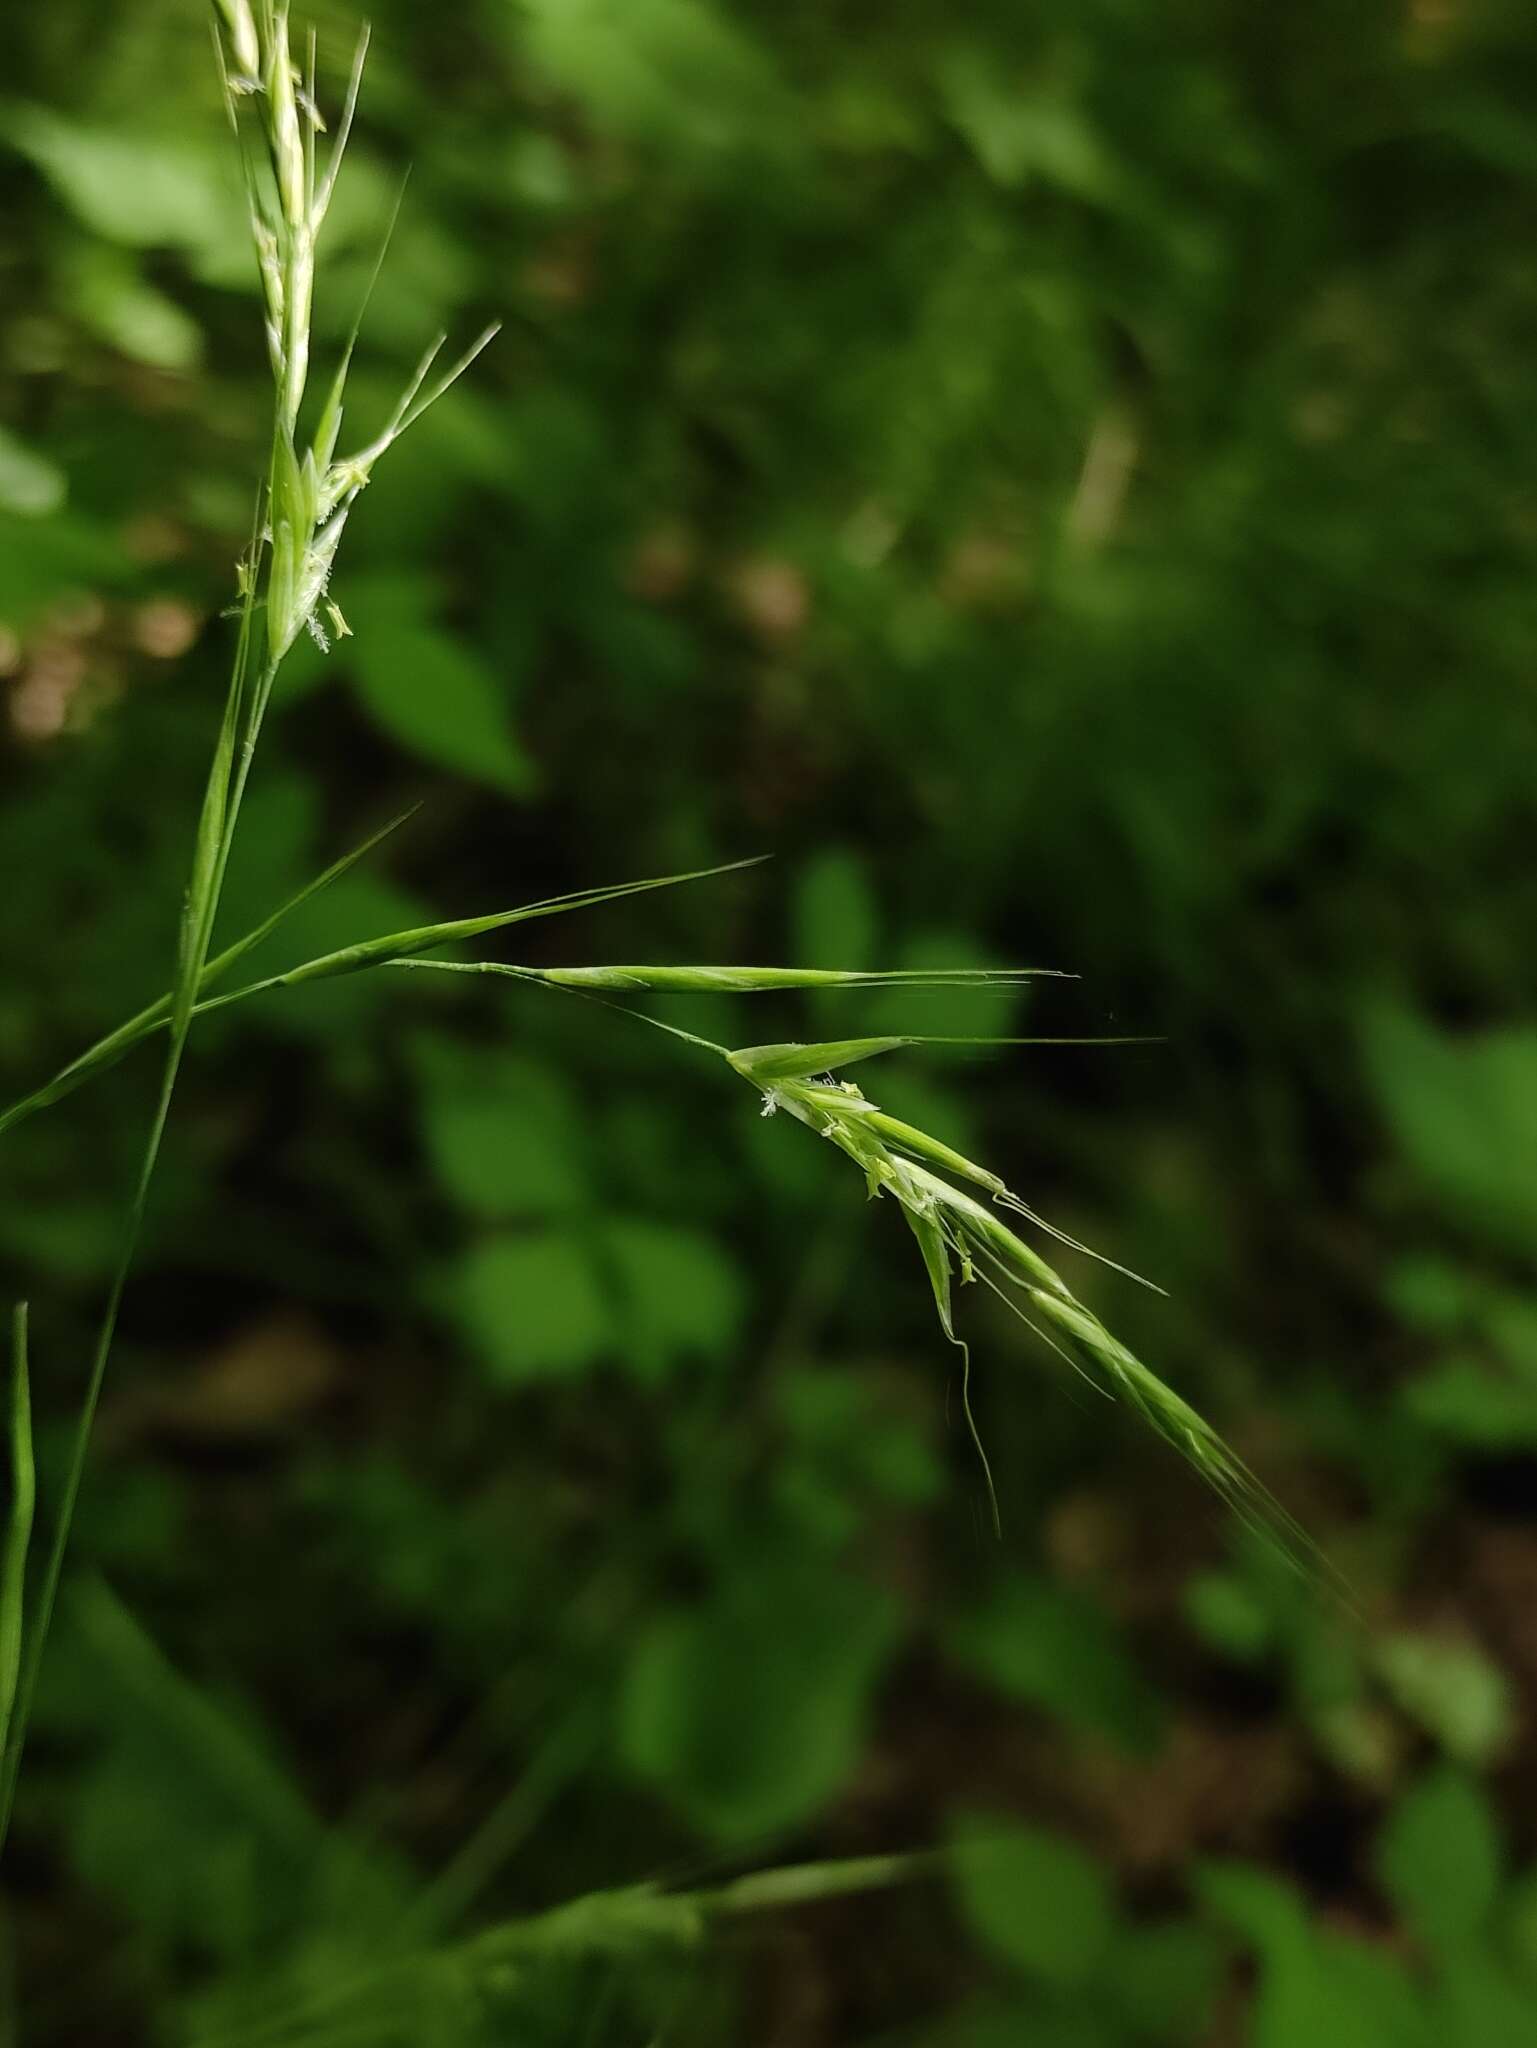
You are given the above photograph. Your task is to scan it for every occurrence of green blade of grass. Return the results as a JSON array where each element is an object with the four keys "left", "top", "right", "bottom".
[
  {"left": 171, "top": 484, "right": 264, "bottom": 1039},
  {"left": 0, "top": 488, "right": 272, "bottom": 1852},
  {"left": 280, "top": 856, "right": 769, "bottom": 978},
  {"left": 311, "top": 153, "right": 401, "bottom": 477},
  {"left": 460, "top": 1851, "right": 939, "bottom": 1975},
  {"left": 173, "top": 656, "right": 238, "bottom": 1037},
  {"left": 0, "top": 1308, "right": 34, "bottom": 1777},
  {"left": 0, "top": 0, "right": 518, "bottom": 1874},
  {"left": 314, "top": 22, "right": 369, "bottom": 222},
  {"left": 187, "top": 858, "right": 773, "bottom": 1011},
  {"left": 203, "top": 805, "right": 420, "bottom": 980},
  {"left": 71, "top": 1579, "right": 325, "bottom": 1854},
  {"left": 698, "top": 1850, "right": 939, "bottom": 1917},
  {"left": 0, "top": 843, "right": 235, "bottom": 1848},
  {"left": 0, "top": 807, "right": 418, "bottom": 1141},
  {"left": 190, "top": 1848, "right": 937, "bottom": 2048},
  {"left": 0, "top": 858, "right": 768, "bottom": 1144}
]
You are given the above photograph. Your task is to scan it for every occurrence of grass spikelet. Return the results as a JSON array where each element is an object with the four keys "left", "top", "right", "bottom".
[
  {"left": 527, "top": 965, "right": 1072, "bottom": 993},
  {"left": 724, "top": 1031, "right": 1151, "bottom": 1075},
  {"left": 214, "top": 0, "right": 492, "bottom": 658},
  {"left": 719, "top": 1042, "right": 1321, "bottom": 1577},
  {"left": 214, "top": 0, "right": 261, "bottom": 82},
  {"left": 442, "top": 971, "right": 1308, "bottom": 1566}
]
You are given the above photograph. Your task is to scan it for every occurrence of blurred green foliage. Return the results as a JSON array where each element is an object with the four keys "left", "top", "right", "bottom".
[{"left": 5, "top": 0, "right": 1537, "bottom": 2040}]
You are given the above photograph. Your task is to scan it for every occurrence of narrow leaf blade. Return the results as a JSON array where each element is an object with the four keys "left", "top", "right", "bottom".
[
  {"left": 0, "top": 809, "right": 418, "bottom": 1140},
  {"left": 270, "top": 856, "right": 771, "bottom": 988},
  {"left": 0, "top": 1306, "right": 35, "bottom": 1777}
]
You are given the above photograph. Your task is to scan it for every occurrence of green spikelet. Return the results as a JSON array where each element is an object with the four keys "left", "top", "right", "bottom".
[{"left": 728, "top": 1048, "right": 1325, "bottom": 1580}]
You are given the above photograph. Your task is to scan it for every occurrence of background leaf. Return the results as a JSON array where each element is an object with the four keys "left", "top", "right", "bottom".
[
  {"left": 949, "top": 1816, "right": 1116, "bottom": 1988},
  {"left": 1375, "top": 1770, "right": 1503, "bottom": 1957},
  {"left": 619, "top": 1564, "right": 900, "bottom": 1840}
]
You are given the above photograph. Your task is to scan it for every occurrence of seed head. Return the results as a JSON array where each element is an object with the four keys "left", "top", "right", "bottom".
[
  {"left": 210, "top": 3, "right": 496, "bottom": 659},
  {"left": 214, "top": 0, "right": 261, "bottom": 82},
  {"left": 264, "top": 11, "right": 308, "bottom": 229},
  {"left": 723, "top": 1035, "right": 1319, "bottom": 1575}
]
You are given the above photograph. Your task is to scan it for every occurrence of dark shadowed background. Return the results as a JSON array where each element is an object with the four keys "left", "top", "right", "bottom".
[{"left": 4, "top": 0, "right": 1537, "bottom": 2041}]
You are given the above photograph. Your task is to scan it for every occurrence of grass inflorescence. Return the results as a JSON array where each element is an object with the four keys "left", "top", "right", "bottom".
[
  {"left": 0, "top": 0, "right": 1328, "bottom": 1902},
  {"left": 399, "top": 966, "right": 1323, "bottom": 1576},
  {"left": 726, "top": 1029, "right": 1320, "bottom": 1564}
]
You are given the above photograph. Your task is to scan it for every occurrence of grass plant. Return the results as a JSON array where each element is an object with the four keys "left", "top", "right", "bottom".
[
  {"left": 0, "top": 0, "right": 496, "bottom": 1848},
  {"left": 0, "top": 0, "right": 1321, "bottom": 1958}
]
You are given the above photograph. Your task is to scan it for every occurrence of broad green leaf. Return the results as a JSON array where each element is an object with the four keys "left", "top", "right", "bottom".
[
  {"left": 926, "top": 2004, "right": 1121, "bottom": 2048},
  {"left": 601, "top": 1218, "right": 744, "bottom": 1381},
  {"left": 64, "top": 243, "right": 202, "bottom": 370},
  {"left": 1505, "top": 1863, "right": 1537, "bottom": 1983},
  {"left": 1197, "top": 1860, "right": 1312, "bottom": 1950},
  {"left": 1199, "top": 1861, "right": 1427, "bottom": 2048},
  {"left": 1363, "top": 1007, "right": 1537, "bottom": 1256},
  {"left": 1399, "top": 1360, "right": 1537, "bottom": 1449},
  {"left": 1433, "top": 1956, "right": 1537, "bottom": 2048},
  {"left": 1383, "top": 1257, "right": 1478, "bottom": 1335},
  {"left": 1483, "top": 1296, "right": 1537, "bottom": 1375},
  {"left": 416, "top": 1043, "right": 588, "bottom": 1218},
  {"left": 3, "top": 107, "right": 238, "bottom": 262},
  {"left": 949, "top": 1814, "right": 1115, "bottom": 1988},
  {"left": 1105, "top": 1920, "right": 1225, "bottom": 2044},
  {"left": 1315, "top": 1930, "right": 1436, "bottom": 2047},
  {"left": 0, "top": 509, "right": 121, "bottom": 633},
  {"left": 1375, "top": 1634, "right": 1514, "bottom": 1767},
  {"left": 619, "top": 1564, "right": 899, "bottom": 1840},
  {"left": 1375, "top": 1769, "right": 1502, "bottom": 1954},
  {"left": 776, "top": 1365, "right": 943, "bottom": 1514},
  {"left": 792, "top": 849, "right": 877, "bottom": 975},
  {"left": 518, "top": 0, "right": 790, "bottom": 158},
  {"left": 1183, "top": 1568, "right": 1276, "bottom": 1662},
  {"left": 349, "top": 622, "right": 532, "bottom": 796},
  {"left": 946, "top": 1575, "right": 1166, "bottom": 1754},
  {"left": 0, "top": 426, "right": 65, "bottom": 517},
  {"left": 940, "top": 49, "right": 1121, "bottom": 200},
  {"left": 1442, "top": 1949, "right": 1537, "bottom": 2048},
  {"left": 459, "top": 1230, "right": 611, "bottom": 1383}
]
